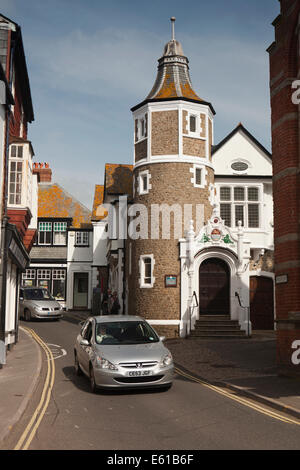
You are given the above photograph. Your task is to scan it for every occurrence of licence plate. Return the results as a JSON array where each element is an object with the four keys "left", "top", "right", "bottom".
[{"left": 127, "top": 370, "right": 153, "bottom": 377}]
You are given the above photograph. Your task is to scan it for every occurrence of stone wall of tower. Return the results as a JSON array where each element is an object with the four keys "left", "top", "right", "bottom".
[
  {"left": 127, "top": 162, "right": 214, "bottom": 336},
  {"left": 128, "top": 103, "right": 214, "bottom": 337}
]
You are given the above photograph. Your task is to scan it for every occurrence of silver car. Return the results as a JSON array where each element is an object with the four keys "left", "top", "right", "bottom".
[
  {"left": 19, "top": 287, "right": 64, "bottom": 321},
  {"left": 74, "top": 315, "right": 174, "bottom": 392}
]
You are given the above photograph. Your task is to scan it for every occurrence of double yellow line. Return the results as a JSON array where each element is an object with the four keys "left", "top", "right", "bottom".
[
  {"left": 175, "top": 366, "right": 300, "bottom": 426},
  {"left": 15, "top": 327, "right": 55, "bottom": 450}
]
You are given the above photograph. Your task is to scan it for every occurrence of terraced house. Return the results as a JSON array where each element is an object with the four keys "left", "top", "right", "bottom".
[
  {"left": 92, "top": 19, "right": 275, "bottom": 339},
  {"left": 23, "top": 163, "right": 93, "bottom": 311},
  {"left": 0, "top": 13, "right": 37, "bottom": 365}
]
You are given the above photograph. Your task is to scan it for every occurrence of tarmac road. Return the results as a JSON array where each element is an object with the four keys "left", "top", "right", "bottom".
[{"left": 6, "top": 316, "right": 300, "bottom": 451}]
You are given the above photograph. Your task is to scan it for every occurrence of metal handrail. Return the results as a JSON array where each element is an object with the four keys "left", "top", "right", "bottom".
[{"left": 235, "top": 292, "right": 250, "bottom": 337}]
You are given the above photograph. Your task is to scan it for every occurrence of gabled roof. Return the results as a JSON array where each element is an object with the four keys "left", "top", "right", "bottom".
[
  {"left": 92, "top": 184, "right": 107, "bottom": 221},
  {"left": 212, "top": 123, "right": 272, "bottom": 159},
  {"left": 104, "top": 164, "right": 133, "bottom": 197},
  {"left": 38, "top": 183, "right": 91, "bottom": 228},
  {"left": 0, "top": 13, "right": 34, "bottom": 122}
]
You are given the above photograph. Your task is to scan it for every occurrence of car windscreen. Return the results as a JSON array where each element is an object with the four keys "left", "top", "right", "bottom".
[
  {"left": 23, "top": 288, "right": 54, "bottom": 301},
  {"left": 95, "top": 321, "right": 160, "bottom": 345}
]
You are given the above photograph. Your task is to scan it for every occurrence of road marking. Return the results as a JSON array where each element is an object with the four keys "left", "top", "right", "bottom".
[
  {"left": 14, "top": 327, "right": 55, "bottom": 450},
  {"left": 47, "top": 343, "right": 67, "bottom": 360},
  {"left": 175, "top": 366, "right": 300, "bottom": 426}
]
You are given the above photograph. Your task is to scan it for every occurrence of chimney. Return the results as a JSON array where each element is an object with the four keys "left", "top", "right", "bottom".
[{"left": 33, "top": 162, "right": 52, "bottom": 183}]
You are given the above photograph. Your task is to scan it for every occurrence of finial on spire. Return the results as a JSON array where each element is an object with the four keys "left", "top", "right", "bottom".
[{"left": 170, "top": 17, "right": 176, "bottom": 41}]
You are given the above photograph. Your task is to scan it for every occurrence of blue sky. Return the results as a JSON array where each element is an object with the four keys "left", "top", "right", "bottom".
[{"left": 1, "top": 0, "right": 279, "bottom": 208}]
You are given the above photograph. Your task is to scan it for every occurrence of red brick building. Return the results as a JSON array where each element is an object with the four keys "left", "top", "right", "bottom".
[
  {"left": 268, "top": 0, "right": 300, "bottom": 375},
  {"left": 0, "top": 13, "right": 36, "bottom": 364}
]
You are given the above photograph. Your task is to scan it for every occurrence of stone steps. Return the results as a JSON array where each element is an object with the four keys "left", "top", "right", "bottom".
[{"left": 190, "top": 315, "right": 247, "bottom": 339}]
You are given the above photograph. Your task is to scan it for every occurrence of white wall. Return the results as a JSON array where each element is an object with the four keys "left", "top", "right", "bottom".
[
  {"left": 92, "top": 220, "right": 107, "bottom": 266},
  {"left": 213, "top": 129, "right": 272, "bottom": 177}
]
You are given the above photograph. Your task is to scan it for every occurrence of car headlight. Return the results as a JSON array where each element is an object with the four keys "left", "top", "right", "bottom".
[
  {"left": 160, "top": 353, "right": 173, "bottom": 367},
  {"left": 32, "top": 304, "right": 43, "bottom": 312},
  {"left": 96, "top": 356, "right": 118, "bottom": 370}
]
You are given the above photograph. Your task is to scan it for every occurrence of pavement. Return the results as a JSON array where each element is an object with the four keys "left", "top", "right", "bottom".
[{"left": 0, "top": 311, "right": 299, "bottom": 448}]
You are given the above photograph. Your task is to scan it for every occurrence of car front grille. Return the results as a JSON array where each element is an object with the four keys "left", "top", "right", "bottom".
[
  {"left": 119, "top": 361, "right": 158, "bottom": 369},
  {"left": 41, "top": 307, "right": 60, "bottom": 311},
  {"left": 114, "top": 375, "right": 164, "bottom": 384}
]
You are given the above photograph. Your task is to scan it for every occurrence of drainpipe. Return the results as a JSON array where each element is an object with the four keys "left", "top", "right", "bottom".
[{"left": 0, "top": 107, "right": 11, "bottom": 366}]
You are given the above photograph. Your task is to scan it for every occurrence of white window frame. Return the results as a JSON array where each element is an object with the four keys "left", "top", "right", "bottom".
[
  {"left": 139, "top": 254, "right": 155, "bottom": 288},
  {"left": 136, "top": 113, "right": 148, "bottom": 142},
  {"left": 190, "top": 164, "right": 207, "bottom": 188},
  {"left": 8, "top": 159, "right": 23, "bottom": 206},
  {"left": 218, "top": 184, "right": 262, "bottom": 230},
  {"left": 38, "top": 222, "right": 52, "bottom": 245},
  {"left": 53, "top": 222, "right": 67, "bottom": 246},
  {"left": 75, "top": 231, "right": 89, "bottom": 246},
  {"left": 186, "top": 111, "right": 202, "bottom": 138},
  {"left": 138, "top": 169, "right": 152, "bottom": 195}
]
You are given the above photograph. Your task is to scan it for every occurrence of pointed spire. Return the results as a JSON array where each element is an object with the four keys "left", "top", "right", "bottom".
[{"left": 145, "top": 18, "right": 203, "bottom": 102}]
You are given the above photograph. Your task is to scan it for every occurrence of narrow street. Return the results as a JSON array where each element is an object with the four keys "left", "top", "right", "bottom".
[{"left": 5, "top": 316, "right": 300, "bottom": 451}]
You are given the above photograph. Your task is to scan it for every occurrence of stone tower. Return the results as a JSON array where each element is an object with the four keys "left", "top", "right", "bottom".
[{"left": 127, "top": 19, "right": 215, "bottom": 337}]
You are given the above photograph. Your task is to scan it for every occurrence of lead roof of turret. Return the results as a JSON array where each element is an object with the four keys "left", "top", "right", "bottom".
[{"left": 131, "top": 18, "right": 215, "bottom": 114}]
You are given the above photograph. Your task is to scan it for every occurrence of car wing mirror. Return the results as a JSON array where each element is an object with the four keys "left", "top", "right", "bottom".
[
  {"left": 80, "top": 339, "right": 90, "bottom": 346},
  {"left": 160, "top": 336, "right": 166, "bottom": 342}
]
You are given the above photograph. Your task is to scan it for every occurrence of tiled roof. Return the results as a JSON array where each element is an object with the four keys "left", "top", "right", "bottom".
[
  {"left": 131, "top": 36, "right": 215, "bottom": 115},
  {"left": 92, "top": 185, "right": 107, "bottom": 221},
  {"left": 38, "top": 183, "right": 92, "bottom": 228},
  {"left": 104, "top": 164, "right": 133, "bottom": 197},
  {"left": 145, "top": 37, "right": 203, "bottom": 102}
]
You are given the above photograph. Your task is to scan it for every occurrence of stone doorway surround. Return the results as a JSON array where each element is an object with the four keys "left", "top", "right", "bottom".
[{"left": 179, "top": 209, "right": 252, "bottom": 337}]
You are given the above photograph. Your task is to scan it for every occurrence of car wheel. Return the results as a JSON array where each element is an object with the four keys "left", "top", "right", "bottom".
[
  {"left": 24, "top": 309, "right": 31, "bottom": 322},
  {"left": 74, "top": 352, "right": 83, "bottom": 376},
  {"left": 89, "top": 365, "right": 97, "bottom": 393}
]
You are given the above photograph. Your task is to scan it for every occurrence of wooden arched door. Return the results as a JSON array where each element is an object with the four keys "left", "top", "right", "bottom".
[{"left": 199, "top": 258, "right": 230, "bottom": 315}]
